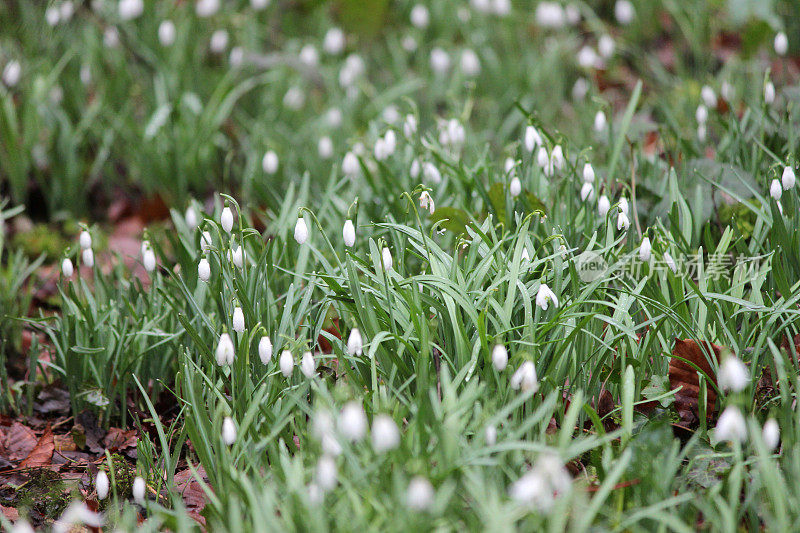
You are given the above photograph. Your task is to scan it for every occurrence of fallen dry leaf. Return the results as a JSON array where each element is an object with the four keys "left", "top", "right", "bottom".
[
  {"left": 103, "top": 428, "right": 138, "bottom": 451},
  {"left": 668, "top": 339, "right": 722, "bottom": 427},
  {"left": 20, "top": 425, "right": 54, "bottom": 468},
  {"left": 2, "top": 422, "right": 37, "bottom": 462}
]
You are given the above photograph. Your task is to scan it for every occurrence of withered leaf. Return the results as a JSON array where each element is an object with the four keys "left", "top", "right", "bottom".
[
  {"left": 668, "top": 339, "right": 722, "bottom": 427},
  {"left": 2, "top": 422, "right": 37, "bottom": 462},
  {"left": 20, "top": 426, "right": 54, "bottom": 468}
]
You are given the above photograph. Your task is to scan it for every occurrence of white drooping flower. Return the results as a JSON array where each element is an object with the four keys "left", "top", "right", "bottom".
[
  {"left": 423, "top": 162, "right": 442, "bottom": 184},
  {"left": 343, "top": 220, "right": 356, "bottom": 247},
  {"left": 216, "top": 333, "right": 235, "bottom": 366},
  {"left": 326, "top": 107, "right": 343, "bottom": 128},
  {"left": 536, "top": 284, "right": 559, "bottom": 311},
  {"left": 299, "top": 44, "right": 319, "bottom": 68},
  {"left": 509, "top": 453, "right": 571, "bottom": 512},
  {"left": 232, "top": 307, "right": 245, "bottom": 333},
  {"left": 46, "top": 7, "right": 60, "bottom": 26},
  {"left": 342, "top": 151, "right": 359, "bottom": 177},
  {"left": 118, "top": 0, "right": 143, "bottom": 21},
  {"left": 222, "top": 416, "right": 236, "bottom": 446},
  {"left": 582, "top": 163, "right": 595, "bottom": 183},
  {"left": 79, "top": 230, "right": 92, "bottom": 250},
  {"left": 186, "top": 206, "right": 199, "bottom": 228},
  {"left": 383, "top": 130, "right": 397, "bottom": 155},
  {"left": 143, "top": 248, "right": 157, "bottom": 272},
  {"left": 196, "top": 0, "right": 220, "bottom": 17},
  {"left": 765, "top": 81, "right": 776, "bottom": 105},
  {"left": 485, "top": 424, "right": 497, "bottom": 445},
  {"left": 536, "top": 146, "right": 550, "bottom": 170},
  {"left": 251, "top": 0, "right": 270, "bottom": 9},
  {"left": 770, "top": 179, "right": 783, "bottom": 201},
  {"left": 598, "top": 195, "right": 610, "bottom": 217},
  {"left": 419, "top": 191, "right": 436, "bottom": 214},
  {"left": 104, "top": 27, "right": 120, "bottom": 49},
  {"left": 510, "top": 361, "right": 538, "bottom": 391},
  {"left": 82, "top": 249, "right": 94, "bottom": 268},
  {"left": 598, "top": 35, "right": 615, "bottom": 58},
  {"left": 614, "top": 0, "right": 634, "bottom": 24},
  {"left": 406, "top": 476, "right": 434, "bottom": 511},
  {"left": 280, "top": 350, "right": 293, "bottom": 377},
  {"left": 524, "top": 125, "right": 542, "bottom": 152},
  {"left": 283, "top": 86, "right": 305, "bottom": 109},
  {"left": 492, "top": 0, "right": 511, "bottom": 16},
  {"left": 132, "top": 476, "right": 145, "bottom": 504},
  {"left": 404, "top": 114, "right": 418, "bottom": 138},
  {"left": 697, "top": 124, "right": 707, "bottom": 143},
  {"left": 347, "top": 328, "right": 363, "bottom": 356},
  {"left": 535, "top": 2, "right": 566, "bottom": 28},
  {"left": 316, "top": 456, "right": 337, "bottom": 491},
  {"left": 258, "top": 336, "right": 272, "bottom": 364},
  {"left": 201, "top": 231, "right": 213, "bottom": 252},
  {"left": 763, "top": 418, "right": 780, "bottom": 450},
  {"left": 718, "top": 355, "right": 749, "bottom": 392},
  {"left": 510, "top": 177, "right": 522, "bottom": 197},
  {"left": 639, "top": 236, "right": 652, "bottom": 262},
  {"left": 460, "top": 49, "right": 481, "bottom": 77},
  {"left": 550, "top": 145, "right": 565, "bottom": 172},
  {"left": 96, "top": 471, "right": 109, "bottom": 500},
  {"left": 318, "top": 136, "right": 333, "bottom": 159},
  {"left": 430, "top": 47, "right": 451, "bottom": 74},
  {"left": 577, "top": 46, "right": 600, "bottom": 69},
  {"left": 323, "top": 27, "right": 345, "bottom": 55},
  {"left": 701, "top": 85, "right": 716, "bottom": 108},
  {"left": 198, "top": 258, "right": 211, "bottom": 282},
  {"left": 663, "top": 252, "right": 678, "bottom": 273},
  {"left": 696, "top": 104, "right": 708, "bottom": 124},
  {"left": 339, "top": 54, "right": 365, "bottom": 88},
  {"left": 371, "top": 138, "right": 390, "bottom": 162},
  {"left": 572, "top": 77, "right": 589, "bottom": 102},
  {"left": 492, "top": 344, "right": 508, "bottom": 371},
  {"left": 504, "top": 158, "right": 515, "bottom": 175},
  {"left": 53, "top": 502, "right": 103, "bottom": 533},
  {"left": 338, "top": 401, "right": 367, "bottom": 441},
  {"left": 580, "top": 182, "right": 594, "bottom": 203},
  {"left": 594, "top": 110, "right": 607, "bottom": 133},
  {"left": 618, "top": 197, "right": 629, "bottom": 215},
  {"left": 782, "top": 166, "right": 796, "bottom": 190},
  {"left": 410, "top": 4, "right": 430, "bottom": 28},
  {"left": 230, "top": 245, "right": 244, "bottom": 268},
  {"left": 209, "top": 30, "right": 229, "bottom": 54},
  {"left": 381, "top": 247, "right": 393, "bottom": 270},
  {"left": 294, "top": 217, "right": 309, "bottom": 244},
  {"left": 774, "top": 32, "right": 788, "bottom": 56},
  {"left": 371, "top": 414, "right": 400, "bottom": 453},
  {"left": 715, "top": 406, "right": 747, "bottom": 443},
  {"left": 617, "top": 212, "right": 630, "bottom": 231},
  {"left": 262, "top": 150, "right": 279, "bottom": 174},
  {"left": 220, "top": 206, "right": 234, "bottom": 233},
  {"left": 301, "top": 351, "right": 316, "bottom": 378},
  {"left": 158, "top": 20, "right": 176, "bottom": 46}
]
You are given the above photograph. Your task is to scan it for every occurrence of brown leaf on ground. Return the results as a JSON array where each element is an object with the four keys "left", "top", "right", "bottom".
[
  {"left": 668, "top": 339, "right": 722, "bottom": 427},
  {"left": 103, "top": 428, "right": 138, "bottom": 451},
  {"left": 1, "top": 505, "right": 19, "bottom": 521},
  {"left": 20, "top": 426, "right": 54, "bottom": 468},
  {"left": 175, "top": 466, "right": 209, "bottom": 526},
  {"left": 2, "top": 422, "right": 38, "bottom": 462}
]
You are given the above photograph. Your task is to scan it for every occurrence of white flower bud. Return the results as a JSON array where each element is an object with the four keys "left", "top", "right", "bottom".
[
  {"left": 582, "top": 163, "right": 595, "bottom": 183},
  {"left": 770, "top": 179, "right": 783, "bottom": 201},
  {"left": 62, "top": 258, "right": 74, "bottom": 278},
  {"left": 775, "top": 32, "right": 788, "bottom": 56},
  {"left": 299, "top": 44, "right": 319, "bottom": 68},
  {"left": 460, "top": 49, "right": 481, "bottom": 77},
  {"left": 318, "top": 136, "right": 333, "bottom": 159},
  {"left": 201, "top": 231, "right": 212, "bottom": 252},
  {"left": 715, "top": 406, "right": 746, "bottom": 443},
  {"left": 216, "top": 333, "right": 235, "bottom": 366},
  {"left": 617, "top": 212, "right": 630, "bottom": 231},
  {"left": 419, "top": 191, "right": 435, "bottom": 214},
  {"left": 598, "top": 35, "right": 615, "bottom": 58},
  {"left": 132, "top": 476, "right": 145, "bottom": 504},
  {"left": 763, "top": 418, "right": 780, "bottom": 450},
  {"left": 404, "top": 114, "right": 418, "bottom": 138},
  {"left": 96, "top": 471, "right": 109, "bottom": 500},
  {"left": 594, "top": 110, "right": 607, "bottom": 133},
  {"left": 524, "top": 125, "right": 542, "bottom": 152},
  {"left": 430, "top": 47, "right": 451, "bottom": 74},
  {"left": 663, "top": 252, "right": 677, "bottom": 273},
  {"left": 491, "top": 344, "right": 508, "bottom": 371},
  {"left": 196, "top": 0, "right": 220, "bottom": 18},
  {"left": 580, "top": 182, "right": 594, "bottom": 202},
  {"left": 719, "top": 356, "right": 749, "bottom": 392},
  {"left": 510, "top": 361, "right": 538, "bottom": 392},
  {"left": 279, "top": 349, "right": 293, "bottom": 377},
  {"left": 639, "top": 236, "right": 651, "bottom": 262},
  {"left": 46, "top": 7, "right": 60, "bottom": 27},
  {"left": 118, "top": 0, "right": 143, "bottom": 21},
  {"left": 381, "top": 247, "right": 393, "bottom": 270},
  {"left": 598, "top": 195, "right": 610, "bottom": 217},
  {"left": 342, "top": 219, "right": 356, "bottom": 248},
  {"left": 232, "top": 307, "right": 245, "bottom": 333},
  {"left": 614, "top": 0, "right": 634, "bottom": 24},
  {"left": 338, "top": 401, "right": 367, "bottom": 441},
  {"left": 104, "top": 27, "right": 120, "bottom": 49},
  {"left": 782, "top": 166, "right": 795, "bottom": 190},
  {"left": 323, "top": 27, "right": 345, "bottom": 55},
  {"left": 701, "top": 85, "right": 716, "bottom": 108},
  {"left": 371, "top": 414, "right": 400, "bottom": 452},
  {"left": 347, "top": 328, "right": 363, "bottom": 356},
  {"left": 316, "top": 456, "right": 337, "bottom": 491},
  {"left": 82, "top": 249, "right": 94, "bottom": 268},
  {"left": 158, "top": 20, "right": 176, "bottom": 46},
  {"left": 221, "top": 207, "right": 234, "bottom": 233},
  {"left": 294, "top": 217, "right": 309, "bottom": 244},
  {"left": 222, "top": 416, "right": 236, "bottom": 446},
  {"left": 406, "top": 476, "right": 434, "bottom": 510},
  {"left": 230, "top": 245, "right": 244, "bottom": 268},
  {"left": 342, "top": 152, "right": 359, "bottom": 177},
  {"left": 210, "top": 30, "right": 229, "bottom": 54},
  {"left": 696, "top": 104, "right": 708, "bottom": 124},
  {"left": 262, "top": 150, "right": 279, "bottom": 174},
  {"left": 485, "top": 425, "right": 497, "bottom": 445},
  {"left": 258, "top": 336, "right": 272, "bottom": 364},
  {"left": 536, "top": 284, "right": 559, "bottom": 311},
  {"left": 510, "top": 177, "right": 522, "bottom": 197},
  {"left": 410, "top": 4, "right": 430, "bottom": 28},
  {"left": 301, "top": 351, "right": 316, "bottom": 378},
  {"left": 186, "top": 206, "right": 198, "bottom": 228},
  {"left": 765, "top": 81, "right": 775, "bottom": 105},
  {"left": 143, "top": 249, "right": 156, "bottom": 272},
  {"left": 79, "top": 230, "right": 92, "bottom": 250}
]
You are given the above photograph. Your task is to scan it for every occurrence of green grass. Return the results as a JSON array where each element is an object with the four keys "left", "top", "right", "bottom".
[{"left": 3, "top": 0, "right": 800, "bottom": 531}]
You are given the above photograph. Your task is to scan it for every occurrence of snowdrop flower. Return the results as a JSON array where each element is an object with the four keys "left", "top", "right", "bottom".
[
  {"left": 598, "top": 195, "right": 610, "bottom": 217},
  {"left": 510, "top": 177, "right": 522, "bottom": 197},
  {"left": 535, "top": 2, "right": 566, "bottom": 28},
  {"left": 300, "top": 351, "right": 316, "bottom": 378},
  {"left": 577, "top": 46, "right": 600, "bottom": 69},
  {"left": 492, "top": 0, "right": 511, "bottom": 16},
  {"left": 594, "top": 110, "right": 607, "bottom": 133},
  {"left": 614, "top": 0, "right": 634, "bottom": 24},
  {"left": 222, "top": 417, "right": 236, "bottom": 446},
  {"left": 209, "top": 29, "right": 229, "bottom": 54},
  {"left": 196, "top": 0, "right": 220, "bottom": 17},
  {"left": 580, "top": 182, "right": 595, "bottom": 202},
  {"left": 572, "top": 77, "right": 589, "bottom": 101},
  {"left": 201, "top": 231, "right": 213, "bottom": 252},
  {"left": 258, "top": 336, "right": 272, "bottom": 364},
  {"left": 221, "top": 206, "right": 234, "bottom": 233},
  {"left": 406, "top": 477, "right": 434, "bottom": 511},
  {"left": 339, "top": 54, "right": 365, "bottom": 87},
  {"left": 323, "top": 27, "right": 345, "bottom": 55},
  {"left": 525, "top": 125, "right": 542, "bottom": 152},
  {"left": 46, "top": 6, "right": 60, "bottom": 26},
  {"left": 326, "top": 107, "right": 343, "bottom": 129},
  {"left": 582, "top": 164, "right": 595, "bottom": 183},
  {"left": 216, "top": 333, "right": 235, "bottom": 366},
  {"left": 775, "top": 32, "right": 788, "bottom": 56},
  {"left": 2, "top": 61, "right": 20, "bottom": 87},
  {"left": 719, "top": 355, "right": 749, "bottom": 392},
  {"left": 104, "top": 27, "right": 120, "bottom": 48},
  {"left": 374, "top": 138, "right": 389, "bottom": 161},
  {"left": 339, "top": 401, "right": 367, "bottom": 441},
  {"left": 229, "top": 47, "right": 244, "bottom": 67},
  {"left": 782, "top": 166, "right": 795, "bottom": 190},
  {"left": 280, "top": 350, "right": 293, "bottom": 377},
  {"left": 342, "top": 151, "right": 359, "bottom": 177},
  {"left": 79, "top": 230, "right": 92, "bottom": 250},
  {"left": 318, "top": 136, "right": 333, "bottom": 159},
  {"left": 701, "top": 85, "right": 716, "bottom": 108},
  {"left": 283, "top": 86, "right": 305, "bottom": 110},
  {"left": 536, "top": 284, "right": 559, "bottom": 311},
  {"left": 423, "top": 162, "right": 442, "bottom": 184},
  {"left": 663, "top": 252, "right": 677, "bottom": 273},
  {"left": 118, "top": 0, "right": 143, "bottom": 21},
  {"left": 402, "top": 35, "right": 418, "bottom": 52},
  {"left": 294, "top": 217, "right": 309, "bottom": 244},
  {"left": 61, "top": 1, "right": 74, "bottom": 21},
  {"left": 410, "top": 4, "right": 430, "bottom": 28},
  {"left": 485, "top": 425, "right": 497, "bottom": 445},
  {"left": 251, "top": 0, "right": 270, "bottom": 10},
  {"left": 347, "top": 328, "right": 363, "bottom": 356},
  {"left": 491, "top": 344, "right": 508, "bottom": 371},
  {"left": 509, "top": 453, "right": 571, "bottom": 512},
  {"left": 298, "top": 44, "right": 319, "bottom": 68},
  {"left": 229, "top": 245, "right": 244, "bottom": 268},
  {"left": 598, "top": 35, "right": 615, "bottom": 58},
  {"left": 232, "top": 307, "right": 245, "bottom": 333},
  {"left": 53, "top": 503, "right": 102, "bottom": 533},
  {"left": 770, "top": 179, "right": 783, "bottom": 201},
  {"left": 316, "top": 456, "right": 337, "bottom": 491},
  {"left": 382, "top": 105, "right": 400, "bottom": 125},
  {"left": 258, "top": 151, "right": 278, "bottom": 175},
  {"left": 420, "top": 191, "right": 435, "bottom": 214},
  {"left": 697, "top": 124, "right": 707, "bottom": 143},
  {"left": 132, "top": 476, "right": 145, "bottom": 504},
  {"left": 510, "top": 361, "right": 538, "bottom": 392},
  {"left": 765, "top": 81, "right": 775, "bottom": 105},
  {"left": 550, "top": 145, "right": 565, "bottom": 172},
  {"left": 460, "top": 49, "right": 481, "bottom": 77},
  {"left": 158, "top": 20, "right": 176, "bottom": 46},
  {"left": 82, "top": 249, "right": 94, "bottom": 268},
  {"left": 504, "top": 157, "right": 516, "bottom": 174},
  {"left": 185, "top": 206, "right": 198, "bottom": 228},
  {"left": 410, "top": 158, "right": 421, "bottom": 179},
  {"left": 763, "top": 419, "right": 780, "bottom": 450},
  {"left": 403, "top": 114, "right": 418, "bottom": 138},
  {"left": 536, "top": 146, "right": 550, "bottom": 170},
  {"left": 372, "top": 415, "right": 400, "bottom": 452},
  {"left": 96, "top": 470, "right": 109, "bottom": 500},
  {"left": 381, "top": 247, "right": 393, "bottom": 270},
  {"left": 521, "top": 248, "right": 531, "bottom": 261},
  {"left": 639, "top": 236, "right": 651, "bottom": 262},
  {"left": 565, "top": 3, "right": 579, "bottom": 24},
  {"left": 342, "top": 219, "right": 356, "bottom": 247},
  {"left": 143, "top": 248, "right": 156, "bottom": 272},
  {"left": 721, "top": 81, "right": 733, "bottom": 101},
  {"left": 430, "top": 47, "right": 451, "bottom": 75},
  {"left": 715, "top": 406, "right": 747, "bottom": 443},
  {"left": 618, "top": 197, "right": 629, "bottom": 215},
  {"left": 384, "top": 130, "right": 397, "bottom": 154},
  {"left": 696, "top": 104, "right": 708, "bottom": 124},
  {"left": 617, "top": 212, "right": 630, "bottom": 231}
]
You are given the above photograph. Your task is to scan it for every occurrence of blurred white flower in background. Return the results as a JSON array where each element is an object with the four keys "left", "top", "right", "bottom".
[
  {"left": 696, "top": 104, "right": 708, "bottom": 124},
  {"left": 132, "top": 476, "right": 146, "bottom": 503},
  {"left": 258, "top": 336, "right": 272, "bottom": 364},
  {"left": 715, "top": 406, "right": 747, "bottom": 443},
  {"left": 323, "top": 27, "right": 345, "bottom": 55},
  {"left": 196, "top": 0, "right": 220, "bottom": 18},
  {"left": 53, "top": 503, "right": 102, "bottom": 533},
  {"left": 719, "top": 355, "right": 749, "bottom": 392},
  {"left": 510, "top": 176, "right": 522, "bottom": 197},
  {"left": 95, "top": 471, "right": 109, "bottom": 500},
  {"left": 594, "top": 110, "right": 607, "bottom": 133},
  {"left": 410, "top": 4, "right": 430, "bottom": 29},
  {"left": 222, "top": 416, "right": 236, "bottom": 445},
  {"left": 342, "top": 151, "right": 359, "bottom": 177},
  {"left": 430, "top": 47, "right": 451, "bottom": 75},
  {"left": 763, "top": 419, "right": 780, "bottom": 450},
  {"left": 283, "top": 86, "right": 305, "bottom": 110},
  {"left": 2, "top": 60, "right": 21, "bottom": 87},
  {"left": 339, "top": 401, "right": 367, "bottom": 441},
  {"left": 209, "top": 29, "right": 229, "bottom": 54},
  {"left": 104, "top": 27, "right": 120, "bottom": 48},
  {"left": 614, "top": 0, "right": 635, "bottom": 25},
  {"left": 262, "top": 150, "right": 279, "bottom": 174},
  {"left": 577, "top": 46, "right": 600, "bottom": 69},
  {"left": 491, "top": 344, "right": 508, "bottom": 371},
  {"left": 535, "top": 2, "right": 566, "bottom": 28},
  {"left": 764, "top": 80, "right": 775, "bottom": 105},
  {"left": 598, "top": 35, "right": 615, "bottom": 58},
  {"left": 701, "top": 85, "right": 716, "bottom": 108},
  {"left": 158, "top": 20, "right": 176, "bottom": 46},
  {"left": 775, "top": 32, "right": 788, "bottom": 56},
  {"left": 580, "top": 182, "right": 594, "bottom": 202},
  {"left": 326, "top": 107, "right": 343, "bottom": 128},
  {"left": 46, "top": 6, "right": 61, "bottom": 26},
  {"left": 371, "top": 415, "right": 400, "bottom": 452},
  {"left": 492, "top": 0, "right": 511, "bottom": 16},
  {"left": 229, "top": 46, "right": 244, "bottom": 67},
  {"left": 510, "top": 361, "right": 538, "bottom": 391},
  {"left": 118, "top": 0, "right": 143, "bottom": 21},
  {"left": 572, "top": 77, "right": 589, "bottom": 101},
  {"left": 509, "top": 453, "right": 571, "bottom": 512},
  {"left": 460, "top": 48, "right": 481, "bottom": 77},
  {"left": 299, "top": 44, "right": 319, "bottom": 68},
  {"left": 251, "top": 0, "right": 270, "bottom": 10},
  {"left": 318, "top": 136, "right": 334, "bottom": 159},
  {"left": 316, "top": 456, "right": 337, "bottom": 491},
  {"left": 406, "top": 476, "right": 434, "bottom": 510},
  {"left": 82, "top": 249, "right": 94, "bottom": 267},
  {"left": 423, "top": 162, "right": 442, "bottom": 184}
]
